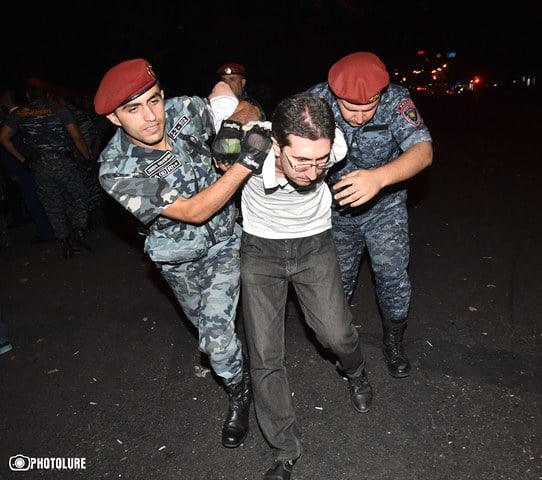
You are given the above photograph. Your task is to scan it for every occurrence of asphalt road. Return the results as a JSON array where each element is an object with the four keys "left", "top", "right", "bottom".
[{"left": 1, "top": 90, "right": 540, "bottom": 480}]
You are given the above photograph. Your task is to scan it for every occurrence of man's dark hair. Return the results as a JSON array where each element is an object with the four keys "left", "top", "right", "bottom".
[
  {"left": 271, "top": 92, "right": 335, "bottom": 148},
  {"left": 26, "top": 84, "right": 48, "bottom": 102}
]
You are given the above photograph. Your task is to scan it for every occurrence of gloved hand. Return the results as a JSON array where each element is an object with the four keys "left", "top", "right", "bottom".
[
  {"left": 212, "top": 119, "right": 244, "bottom": 167},
  {"left": 236, "top": 125, "right": 272, "bottom": 174}
]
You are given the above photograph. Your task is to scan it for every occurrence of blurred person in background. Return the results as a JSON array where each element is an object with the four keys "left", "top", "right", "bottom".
[
  {"left": 217, "top": 62, "right": 266, "bottom": 121},
  {"left": 48, "top": 87, "right": 110, "bottom": 226},
  {"left": 216, "top": 62, "right": 267, "bottom": 227},
  {"left": 0, "top": 86, "right": 55, "bottom": 244},
  {"left": 0, "top": 78, "right": 93, "bottom": 258}
]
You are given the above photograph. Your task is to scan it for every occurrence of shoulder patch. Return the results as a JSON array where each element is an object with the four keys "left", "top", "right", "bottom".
[
  {"left": 169, "top": 115, "right": 190, "bottom": 139},
  {"left": 397, "top": 99, "right": 422, "bottom": 127}
]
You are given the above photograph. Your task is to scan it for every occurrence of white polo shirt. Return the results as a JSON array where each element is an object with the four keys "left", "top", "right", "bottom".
[{"left": 241, "top": 127, "right": 347, "bottom": 239}]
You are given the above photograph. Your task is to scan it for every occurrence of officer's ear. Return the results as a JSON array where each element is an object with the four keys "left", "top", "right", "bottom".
[
  {"left": 272, "top": 137, "right": 281, "bottom": 158},
  {"left": 106, "top": 112, "right": 122, "bottom": 127}
]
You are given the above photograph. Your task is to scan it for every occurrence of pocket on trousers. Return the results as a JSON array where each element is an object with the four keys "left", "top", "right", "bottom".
[{"left": 144, "top": 228, "right": 208, "bottom": 263}]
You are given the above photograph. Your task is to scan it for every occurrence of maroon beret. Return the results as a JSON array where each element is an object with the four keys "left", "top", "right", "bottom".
[
  {"left": 94, "top": 58, "right": 158, "bottom": 115},
  {"left": 216, "top": 63, "right": 246, "bottom": 76},
  {"left": 328, "top": 52, "right": 390, "bottom": 105},
  {"left": 27, "top": 77, "right": 50, "bottom": 90}
]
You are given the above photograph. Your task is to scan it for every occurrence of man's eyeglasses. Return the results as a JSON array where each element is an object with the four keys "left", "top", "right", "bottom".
[{"left": 283, "top": 151, "right": 335, "bottom": 173}]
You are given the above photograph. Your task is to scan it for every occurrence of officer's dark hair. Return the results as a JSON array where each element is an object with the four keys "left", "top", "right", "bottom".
[
  {"left": 26, "top": 84, "right": 48, "bottom": 102},
  {"left": 271, "top": 92, "right": 335, "bottom": 149}
]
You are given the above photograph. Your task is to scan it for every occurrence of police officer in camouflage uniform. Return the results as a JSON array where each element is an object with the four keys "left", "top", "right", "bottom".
[
  {"left": 216, "top": 62, "right": 268, "bottom": 226},
  {"left": 94, "top": 58, "right": 269, "bottom": 451},
  {"left": 308, "top": 52, "right": 433, "bottom": 378},
  {"left": 0, "top": 78, "right": 92, "bottom": 258},
  {"left": 217, "top": 63, "right": 266, "bottom": 121},
  {"left": 0, "top": 87, "right": 55, "bottom": 244}
]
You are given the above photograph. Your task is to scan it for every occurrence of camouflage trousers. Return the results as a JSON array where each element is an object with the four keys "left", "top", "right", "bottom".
[
  {"left": 157, "top": 227, "right": 245, "bottom": 387},
  {"left": 332, "top": 201, "right": 411, "bottom": 321},
  {"left": 31, "top": 155, "right": 89, "bottom": 240}
]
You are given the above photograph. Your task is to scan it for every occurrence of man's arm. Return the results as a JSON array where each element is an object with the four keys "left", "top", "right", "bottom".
[
  {"left": 160, "top": 162, "right": 251, "bottom": 223},
  {"left": 161, "top": 126, "right": 271, "bottom": 223},
  {"left": 159, "top": 85, "right": 265, "bottom": 224},
  {"left": 209, "top": 80, "right": 262, "bottom": 131},
  {"left": 66, "top": 122, "right": 91, "bottom": 161},
  {"left": 333, "top": 141, "right": 433, "bottom": 208},
  {"left": 0, "top": 124, "right": 27, "bottom": 164},
  {"left": 228, "top": 101, "right": 262, "bottom": 125}
]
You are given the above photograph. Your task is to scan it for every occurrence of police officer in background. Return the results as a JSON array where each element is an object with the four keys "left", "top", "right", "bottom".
[
  {"left": 0, "top": 87, "right": 55, "bottom": 244},
  {"left": 0, "top": 78, "right": 93, "bottom": 258},
  {"left": 308, "top": 52, "right": 433, "bottom": 379},
  {"left": 217, "top": 62, "right": 266, "bottom": 120},
  {"left": 94, "top": 58, "right": 269, "bottom": 451},
  {"left": 216, "top": 62, "right": 267, "bottom": 227}
]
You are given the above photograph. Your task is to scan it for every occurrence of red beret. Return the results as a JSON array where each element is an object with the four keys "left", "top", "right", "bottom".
[
  {"left": 94, "top": 58, "right": 158, "bottom": 115},
  {"left": 328, "top": 52, "right": 390, "bottom": 105},
  {"left": 27, "top": 77, "right": 50, "bottom": 90},
  {"left": 216, "top": 63, "right": 246, "bottom": 76}
]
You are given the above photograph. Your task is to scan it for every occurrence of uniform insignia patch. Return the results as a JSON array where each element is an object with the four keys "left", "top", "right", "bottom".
[
  {"left": 170, "top": 116, "right": 190, "bottom": 139},
  {"left": 144, "top": 151, "right": 180, "bottom": 178},
  {"left": 397, "top": 99, "right": 422, "bottom": 127}
]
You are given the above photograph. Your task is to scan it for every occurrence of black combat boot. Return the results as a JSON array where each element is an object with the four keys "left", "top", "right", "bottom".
[
  {"left": 383, "top": 321, "right": 411, "bottom": 378},
  {"left": 347, "top": 369, "right": 373, "bottom": 413},
  {"left": 222, "top": 367, "right": 251, "bottom": 448}
]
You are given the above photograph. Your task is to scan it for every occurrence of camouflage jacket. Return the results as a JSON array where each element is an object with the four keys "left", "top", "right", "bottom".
[
  {"left": 98, "top": 96, "right": 237, "bottom": 263},
  {"left": 4, "top": 100, "right": 77, "bottom": 156},
  {"left": 307, "top": 82, "right": 432, "bottom": 216}
]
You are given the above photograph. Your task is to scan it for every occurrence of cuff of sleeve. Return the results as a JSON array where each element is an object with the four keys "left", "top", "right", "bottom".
[
  {"left": 332, "top": 127, "right": 348, "bottom": 162},
  {"left": 210, "top": 96, "right": 240, "bottom": 132}
]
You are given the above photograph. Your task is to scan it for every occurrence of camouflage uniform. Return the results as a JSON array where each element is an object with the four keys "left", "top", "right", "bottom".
[
  {"left": 307, "top": 82, "right": 432, "bottom": 322},
  {"left": 98, "top": 96, "right": 244, "bottom": 386},
  {"left": 4, "top": 101, "right": 89, "bottom": 240},
  {"left": 67, "top": 103, "right": 108, "bottom": 213}
]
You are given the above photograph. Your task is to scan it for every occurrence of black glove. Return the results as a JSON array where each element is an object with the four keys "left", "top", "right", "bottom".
[
  {"left": 236, "top": 125, "right": 272, "bottom": 174},
  {"left": 212, "top": 120, "right": 244, "bottom": 166}
]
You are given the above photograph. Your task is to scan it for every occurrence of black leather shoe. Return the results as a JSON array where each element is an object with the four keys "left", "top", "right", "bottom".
[
  {"left": 348, "top": 370, "right": 373, "bottom": 413},
  {"left": 263, "top": 457, "right": 299, "bottom": 480},
  {"left": 383, "top": 324, "right": 411, "bottom": 378}
]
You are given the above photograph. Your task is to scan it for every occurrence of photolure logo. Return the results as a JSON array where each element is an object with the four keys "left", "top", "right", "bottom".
[{"left": 9, "top": 454, "right": 86, "bottom": 471}]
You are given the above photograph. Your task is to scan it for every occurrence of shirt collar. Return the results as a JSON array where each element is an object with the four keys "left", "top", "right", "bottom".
[{"left": 261, "top": 149, "right": 289, "bottom": 189}]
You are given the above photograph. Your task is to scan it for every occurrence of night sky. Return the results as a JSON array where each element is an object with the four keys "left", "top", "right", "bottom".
[{"left": 3, "top": 0, "right": 540, "bottom": 107}]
